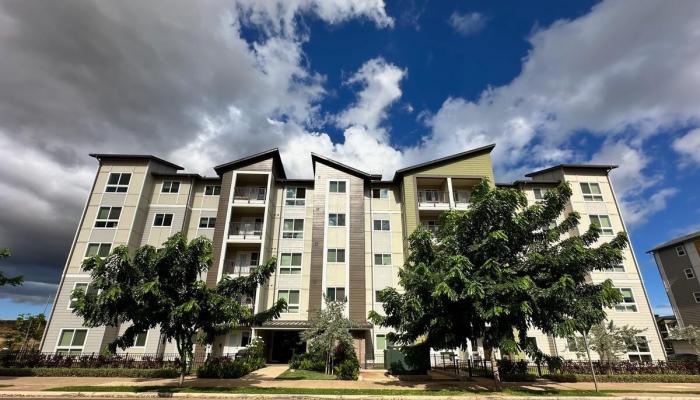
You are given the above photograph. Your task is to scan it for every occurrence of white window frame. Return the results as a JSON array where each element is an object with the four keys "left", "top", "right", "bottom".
[
  {"left": 326, "top": 287, "right": 346, "bottom": 302},
  {"left": 376, "top": 334, "right": 392, "bottom": 350},
  {"left": 105, "top": 172, "right": 131, "bottom": 193},
  {"left": 329, "top": 180, "right": 347, "bottom": 193},
  {"left": 533, "top": 188, "right": 545, "bottom": 200},
  {"left": 282, "top": 219, "right": 304, "bottom": 239},
  {"left": 605, "top": 262, "right": 625, "bottom": 273},
  {"left": 626, "top": 336, "right": 651, "bottom": 362},
  {"left": 374, "top": 253, "right": 392, "bottom": 266},
  {"left": 285, "top": 187, "right": 306, "bottom": 206},
  {"left": 204, "top": 185, "right": 221, "bottom": 196},
  {"left": 373, "top": 219, "right": 391, "bottom": 231},
  {"left": 153, "top": 213, "right": 173, "bottom": 227},
  {"left": 327, "top": 248, "right": 346, "bottom": 263},
  {"left": 375, "top": 290, "right": 384, "bottom": 303},
  {"left": 279, "top": 252, "right": 302, "bottom": 274},
  {"left": 54, "top": 328, "right": 89, "bottom": 355},
  {"left": 277, "top": 290, "right": 300, "bottom": 313},
  {"left": 684, "top": 268, "right": 695, "bottom": 279},
  {"left": 198, "top": 217, "right": 216, "bottom": 229},
  {"left": 580, "top": 182, "right": 604, "bottom": 202},
  {"left": 328, "top": 213, "right": 346, "bottom": 227},
  {"left": 161, "top": 181, "right": 180, "bottom": 193},
  {"left": 68, "top": 282, "right": 91, "bottom": 310},
  {"left": 132, "top": 331, "right": 148, "bottom": 348},
  {"left": 372, "top": 188, "right": 389, "bottom": 199},
  {"left": 615, "top": 288, "right": 638, "bottom": 312},
  {"left": 589, "top": 214, "right": 614, "bottom": 235},
  {"left": 676, "top": 246, "right": 687, "bottom": 257},
  {"left": 694, "top": 292, "right": 700, "bottom": 304},
  {"left": 84, "top": 243, "right": 111, "bottom": 259},
  {"left": 94, "top": 207, "right": 121, "bottom": 228}
]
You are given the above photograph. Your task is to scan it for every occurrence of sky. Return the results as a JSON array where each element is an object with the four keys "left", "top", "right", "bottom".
[{"left": 0, "top": 0, "right": 699, "bottom": 319}]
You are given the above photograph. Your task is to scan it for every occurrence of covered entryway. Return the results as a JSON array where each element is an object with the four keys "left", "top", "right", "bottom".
[{"left": 258, "top": 329, "right": 305, "bottom": 363}]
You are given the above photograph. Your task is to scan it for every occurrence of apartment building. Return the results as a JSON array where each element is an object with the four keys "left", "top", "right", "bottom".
[
  {"left": 41, "top": 145, "right": 665, "bottom": 362},
  {"left": 649, "top": 231, "right": 700, "bottom": 332}
]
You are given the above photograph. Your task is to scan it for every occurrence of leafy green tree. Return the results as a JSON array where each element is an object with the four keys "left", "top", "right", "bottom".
[
  {"left": 73, "top": 233, "right": 285, "bottom": 386},
  {"left": 3, "top": 313, "right": 46, "bottom": 351},
  {"left": 0, "top": 249, "right": 23, "bottom": 287},
  {"left": 301, "top": 297, "right": 354, "bottom": 375},
  {"left": 370, "top": 180, "right": 628, "bottom": 389},
  {"left": 669, "top": 325, "right": 700, "bottom": 354}
]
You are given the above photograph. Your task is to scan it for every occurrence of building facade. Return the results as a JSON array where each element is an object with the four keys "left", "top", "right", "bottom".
[
  {"left": 650, "top": 232, "right": 700, "bottom": 332},
  {"left": 41, "top": 145, "right": 665, "bottom": 362}
]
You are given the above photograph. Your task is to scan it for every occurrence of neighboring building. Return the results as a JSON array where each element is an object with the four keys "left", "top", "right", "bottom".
[
  {"left": 41, "top": 145, "right": 666, "bottom": 362},
  {"left": 649, "top": 232, "right": 700, "bottom": 330},
  {"left": 656, "top": 314, "right": 697, "bottom": 357}
]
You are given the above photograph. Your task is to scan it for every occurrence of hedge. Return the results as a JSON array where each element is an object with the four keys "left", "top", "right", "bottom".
[
  {"left": 544, "top": 373, "right": 700, "bottom": 383},
  {"left": 0, "top": 367, "right": 179, "bottom": 378}
]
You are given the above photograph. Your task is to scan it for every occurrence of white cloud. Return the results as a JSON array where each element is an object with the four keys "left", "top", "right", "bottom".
[
  {"left": 449, "top": 11, "right": 488, "bottom": 36},
  {"left": 673, "top": 128, "right": 700, "bottom": 166}
]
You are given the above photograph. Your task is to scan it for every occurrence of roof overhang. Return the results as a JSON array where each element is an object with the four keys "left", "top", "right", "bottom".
[
  {"left": 525, "top": 164, "right": 618, "bottom": 178},
  {"left": 648, "top": 230, "right": 700, "bottom": 253},
  {"left": 392, "top": 144, "right": 496, "bottom": 183},
  {"left": 213, "top": 148, "right": 287, "bottom": 178},
  {"left": 89, "top": 154, "right": 183, "bottom": 170},
  {"left": 311, "top": 153, "right": 381, "bottom": 181}
]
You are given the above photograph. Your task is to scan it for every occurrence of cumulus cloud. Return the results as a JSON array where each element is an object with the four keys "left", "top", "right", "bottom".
[
  {"left": 673, "top": 128, "right": 700, "bottom": 166},
  {"left": 449, "top": 11, "right": 488, "bottom": 36}
]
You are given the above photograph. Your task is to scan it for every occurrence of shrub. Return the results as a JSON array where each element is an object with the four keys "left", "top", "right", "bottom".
[
  {"left": 289, "top": 353, "right": 326, "bottom": 372},
  {"left": 0, "top": 352, "right": 180, "bottom": 369},
  {"left": 502, "top": 373, "right": 538, "bottom": 382},
  {"left": 334, "top": 357, "right": 359, "bottom": 380},
  {"left": 197, "top": 338, "right": 266, "bottom": 379},
  {"left": 0, "top": 367, "right": 178, "bottom": 378},
  {"left": 544, "top": 373, "right": 700, "bottom": 383},
  {"left": 497, "top": 359, "right": 529, "bottom": 376}
]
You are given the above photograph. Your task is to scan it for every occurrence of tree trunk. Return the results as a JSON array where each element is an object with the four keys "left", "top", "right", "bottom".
[
  {"left": 582, "top": 331, "right": 598, "bottom": 392},
  {"left": 176, "top": 339, "right": 187, "bottom": 387},
  {"left": 489, "top": 346, "right": 501, "bottom": 391}
]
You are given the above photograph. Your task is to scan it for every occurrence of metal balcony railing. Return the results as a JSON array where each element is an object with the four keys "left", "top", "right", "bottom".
[
  {"left": 228, "top": 222, "right": 263, "bottom": 239},
  {"left": 453, "top": 190, "right": 471, "bottom": 206},
  {"left": 233, "top": 187, "right": 267, "bottom": 203},
  {"left": 418, "top": 190, "right": 450, "bottom": 205}
]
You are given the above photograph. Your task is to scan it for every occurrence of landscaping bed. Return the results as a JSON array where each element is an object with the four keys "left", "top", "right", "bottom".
[
  {"left": 0, "top": 367, "right": 178, "bottom": 378},
  {"left": 276, "top": 368, "right": 336, "bottom": 380},
  {"left": 544, "top": 373, "right": 700, "bottom": 383}
]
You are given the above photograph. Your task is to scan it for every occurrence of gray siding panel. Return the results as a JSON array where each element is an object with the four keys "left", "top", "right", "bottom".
[
  {"left": 309, "top": 179, "right": 326, "bottom": 317},
  {"left": 348, "top": 175, "right": 366, "bottom": 322},
  {"left": 659, "top": 247, "right": 700, "bottom": 326},
  {"left": 207, "top": 170, "right": 233, "bottom": 287}
]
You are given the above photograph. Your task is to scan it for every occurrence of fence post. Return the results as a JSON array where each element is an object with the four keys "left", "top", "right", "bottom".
[
  {"left": 468, "top": 359, "right": 472, "bottom": 378},
  {"left": 536, "top": 361, "right": 542, "bottom": 377}
]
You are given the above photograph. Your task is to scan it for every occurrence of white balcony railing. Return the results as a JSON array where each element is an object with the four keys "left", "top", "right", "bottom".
[
  {"left": 223, "top": 261, "right": 252, "bottom": 276},
  {"left": 233, "top": 187, "right": 266, "bottom": 203},
  {"left": 418, "top": 190, "right": 450, "bottom": 206},
  {"left": 228, "top": 222, "right": 263, "bottom": 239},
  {"left": 453, "top": 190, "right": 471, "bottom": 208}
]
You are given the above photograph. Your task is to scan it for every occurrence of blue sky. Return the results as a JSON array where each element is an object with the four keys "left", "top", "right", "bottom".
[{"left": 0, "top": 0, "right": 699, "bottom": 319}]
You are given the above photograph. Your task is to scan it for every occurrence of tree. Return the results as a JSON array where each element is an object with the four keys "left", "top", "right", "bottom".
[
  {"left": 669, "top": 325, "right": 700, "bottom": 354},
  {"left": 73, "top": 233, "right": 285, "bottom": 386},
  {"left": 587, "top": 321, "right": 644, "bottom": 362},
  {"left": 3, "top": 313, "right": 46, "bottom": 351},
  {"left": 370, "top": 180, "right": 628, "bottom": 389},
  {"left": 301, "top": 297, "right": 354, "bottom": 375},
  {"left": 0, "top": 249, "right": 23, "bottom": 287}
]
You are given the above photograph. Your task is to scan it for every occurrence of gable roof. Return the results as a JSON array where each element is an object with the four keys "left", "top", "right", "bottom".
[
  {"left": 648, "top": 230, "right": 700, "bottom": 253},
  {"left": 311, "top": 153, "right": 382, "bottom": 181},
  {"left": 89, "top": 154, "right": 183, "bottom": 170},
  {"left": 525, "top": 164, "right": 617, "bottom": 178},
  {"left": 213, "top": 148, "right": 286, "bottom": 178},
  {"left": 392, "top": 143, "right": 496, "bottom": 182}
]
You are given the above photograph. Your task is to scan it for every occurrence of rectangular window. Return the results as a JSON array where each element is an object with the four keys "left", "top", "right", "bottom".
[
  {"left": 605, "top": 262, "right": 625, "bottom": 273},
  {"left": 615, "top": 288, "right": 638, "bottom": 312},
  {"left": 161, "top": 181, "right": 180, "bottom": 193},
  {"left": 372, "top": 188, "right": 389, "bottom": 199},
  {"left": 68, "top": 283, "right": 91, "bottom": 310},
  {"left": 533, "top": 188, "right": 545, "bottom": 200},
  {"left": 94, "top": 207, "right": 121, "bottom": 228},
  {"left": 241, "top": 331, "right": 251, "bottom": 347},
  {"left": 694, "top": 292, "right": 700, "bottom": 303},
  {"left": 580, "top": 182, "right": 603, "bottom": 201},
  {"left": 376, "top": 334, "right": 393, "bottom": 350},
  {"left": 626, "top": 336, "right": 651, "bottom": 361},
  {"left": 375, "top": 290, "right": 384, "bottom": 303},
  {"left": 589, "top": 214, "right": 613, "bottom": 235},
  {"left": 374, "top": 253, "right": 392, "bottom": 266},
  {"left": 328, "top": 213, "right": 346, "bottom": 227},
  {"left": 277, "top": 290, "right": 300, "bottom": 313},
  {"left": 282, "top": 219, "right": 304, "bottom": 239},
  {"left": 685, "top": 268, "right": 695, "bottom": 279},
  {"left": 279, "top": 252, "right": 302, "bottom": 274},
  {"left": 204, "top": 185, "right": 221, "bottom": 196},
  {"left": 106, "top": 173, "right": 131, "bottom": 193},
  {"left": 153, "top": 213, "right": 173, "bottom": 227},
  {"left": 85, "top": 243, "right": 111, "bottom": 258},
  {"left": 566, "top": 337, "right": 582, "bottom": 352},
  {"left": 56, "top": 329, "right": 88, "bottom": 355},
  {"left": 676, "top": 246, "right": 687, "bottom": 256},
  {"left": 373, "top": 219, "right": 391, "bottom": 231},
  {"left": 133, "top": 332, "right": 148, "bottom": 347},
  {"left": 327, "top": 248, "right": 346, "bottom": 263},
  {"left": 198, "top": 217, "right": 216, "bottom": 228},
  {"left": 326, "top": 287, "right": 346, "bottom": 302},
  {"left": 285, "top": 187, "right": 306, "bottom": 206},
  {"left": 329, "top": 180, "right": 346, "bottom": 193}
]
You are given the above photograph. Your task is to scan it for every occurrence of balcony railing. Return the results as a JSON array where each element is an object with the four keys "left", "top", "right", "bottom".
[
  {"left": 423, "top": 224, "right": 440, "bottom": 234},
  {"left": 233, "top": 187, "right": 267, "bottom": 203},
  {"left": 228, "top": 222, "right": 263, "bottom": 239},
  {"left": 418, "top": 190, "right": 450, "bottom": 206},
  {"left": 223, "top": 262, "right": 252, "bottom": 276},
  {"left": 453, "top": 190, "right": 471, "bottom": 207}
]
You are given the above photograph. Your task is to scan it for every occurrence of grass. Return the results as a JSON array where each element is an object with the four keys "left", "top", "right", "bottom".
[
  {"left": 276, "top": 369, "right": 336, "bottom": 380},
  {"left": 45, "top": 385, "right": 609, "bottom": 396}
]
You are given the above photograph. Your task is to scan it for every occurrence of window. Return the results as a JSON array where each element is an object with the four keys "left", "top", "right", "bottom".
[
  {"left": 204, "top": 185, "right": 221, "bottom": 196},
  {"left": 279, "top": 253, "right": 302, "bottom": 274},
  {"left": 94, "top": 207, "right": 121, "bottom": 228},
  {"left": 372, "top": 188, "right": 389, "bottom": 199},
  {"left": 326, "top": 287, "right": 346, "bottom": 302},
  {"left": 241, "top": 331, "right": 251, "bottom": 347},
  {"left": 685, "top": 268, "right": 695, "bottom": 279},
  {"left": 198, "top": 217, "right": 216, "bottom": 228},
  {"left": 106, "top": 173, "right": 131, "bottom": 193},
  {"left": 329, "top": 180, "right": 346, "bottom": 193},
  {"left": 285, "top": 187, "right": 306, "bottom": 206},
  {"left": 328, "top": 213, "right": 346, "bottom": 227},
  {"left": 277, "top": 290, "right": 300, "bottom": 313},
  {"left": 676, "top": 246, "right": 687, "bottom": 257},
  {"left": 694, "top": 292, "right": 700, "bottom": 303},
  {"left": 533, "top": 188, "right": 545, "bottom": 200},
  {"left": 580, "top": 182, "right": 603, "bottom": 201},
  {"left": 373, "top": 219, "right": 391, "bottom": 231},
  {"left": 68, "top": 283, "right": 94, "bottom": 310},
  {"left": 327, "top": 248, "right": 346, "bottom": 263},
  {"left": 566, "top": 337, "right": 582, "bottom": 352},
  {"left": 605, "top": 262, "right": 625, "bottom": 273},
  {"left": 615, "top": 288, "right": 637, "bottom": 312},
  {"left": 282, "top": 219, "right": 304, "bottom": 239},
  {"left": 84, "top": 243, "right": 111, "bottom": 258},
  {"left": 133, "top": 332, "right": 147, "bottom": 347},
  {"left": 626, "top": 336, "right": 651, "bottom": 362},
  {"left": 161, "top": 181, "right": 180, "bottom": 193},
  {"left": 376, "top": 334, "right": 393, "bottom": 350},
  {"left": 374, "top": 254, "right": 391, "bottom": 266},
  {"left": 589, "top": 214, "right": 613, "bottom": 235},
  {"left": 55, "top": 329, "right": 88, "bottom": 355},
  {"left": 375, "top": 290, "right": 384, "bottom": 303},
  {"left": 153, "top": 213, "right": 173, "bottom": 227}
]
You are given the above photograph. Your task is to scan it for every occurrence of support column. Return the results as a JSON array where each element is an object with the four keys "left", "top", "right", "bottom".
[{"left": 446, "top": 177, "right": 455, "bottom": 209}]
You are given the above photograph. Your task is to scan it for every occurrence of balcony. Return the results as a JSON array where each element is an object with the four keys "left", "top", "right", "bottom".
[
  {"left": 228, "top": 222, "right": 263, "bottom": 240},
  {"left": 453, "top": 190, "right": 471, "bottom": 209},
  {"left": 233, "top": 187, "right": 267, "bottom": 205},
  {"left": 418, "top": 190, "right": 450, "bottom": 209},
  {"left": 223, "top": 261, "right": 253, "bottom": 276}
]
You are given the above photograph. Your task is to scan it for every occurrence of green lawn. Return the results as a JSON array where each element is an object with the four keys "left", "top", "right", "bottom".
[
  {"left": 45, "top": 385, "right": 608, "bottom": 397},
  {"left": 275, "top": 369, "right": 336, "bottom": 380}
]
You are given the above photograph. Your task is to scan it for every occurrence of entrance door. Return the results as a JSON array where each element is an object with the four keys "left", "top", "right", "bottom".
[{"left": 269, "top": 331, "right": 304, "bottom": 363}]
